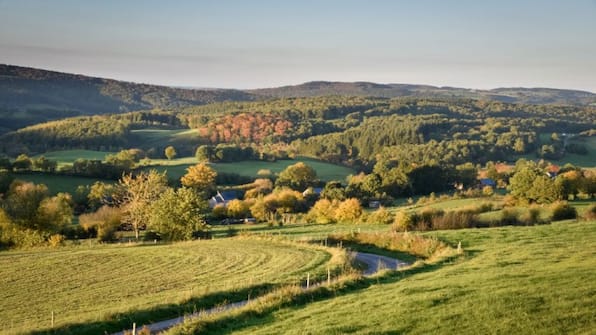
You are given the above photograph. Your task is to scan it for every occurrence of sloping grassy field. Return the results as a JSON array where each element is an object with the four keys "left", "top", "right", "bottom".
[
  {"left": 0, "top": 238, "right": 338, "bottom": 334},
  {"left": 190, "top": 221, "right": 596, "bottom": 335},
  {"left": 144, "top": 157, "right": 355, "bottom": 182},
  {"left": 12, "top": 172, "right": 112, "bottom": 195}
]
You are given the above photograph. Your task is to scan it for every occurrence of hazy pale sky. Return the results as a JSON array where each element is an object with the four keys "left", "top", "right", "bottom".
[{"left": 1, "top": 0, "right": 595, "bottom": 91}]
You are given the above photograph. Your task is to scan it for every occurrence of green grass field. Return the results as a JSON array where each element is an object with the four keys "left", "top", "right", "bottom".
[
  {"left": 211, "top": 221, "right": 390, "bottom": 241},
  {"left": 129, "top": 129, "right": 202, "bottom": 148},
  {"left": 514, "top": 134, "right": 596, "bottom": 167},
  {"left": 12, "top": 173, "right": 111, "bottom": 195},
  {"left": 143, "top": 157, "right": 355, "bottom": 182},
  {"left": 0, "top": 238, "right": 337, "bottom": 334},
  {"left": 34, "top": 150, "right": 113, "bottom": 167},
  {"left": 194, "top": 221, "right": 596, "bottom": 335}
]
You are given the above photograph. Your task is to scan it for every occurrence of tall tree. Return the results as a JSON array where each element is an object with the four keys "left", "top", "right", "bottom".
[
  {"left": 275, "top": 162, "right": 317, "bottom": 191},
  {"left": 114, "top": 170, "right": 168, "bottom": 239},
  {"left": 148, "top": 187, "right": 208, "bottom": 241}
]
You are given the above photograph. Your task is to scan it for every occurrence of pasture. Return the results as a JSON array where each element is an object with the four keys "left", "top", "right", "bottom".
[
  {"left": 12, "top": 173, "right": 111, "bottom": 195},
  {"left": 0, "top": 238, "right": 338, "bottom": 334},
  {"left": 144, "top": 156, "right": 355, "bottom": 182},
  {"left": 128, "top": 129, "right": 201, "bottom": 148},
  {"left": 182, "top": 220, "right": 596, "bottom": 335},
  {"left": 35, "top": 150, "right": 113, "bottom": 166}
]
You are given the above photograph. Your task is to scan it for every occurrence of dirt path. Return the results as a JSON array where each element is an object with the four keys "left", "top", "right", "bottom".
[{"left": 113, "top": 251, "right": 408, "bottom": 335}]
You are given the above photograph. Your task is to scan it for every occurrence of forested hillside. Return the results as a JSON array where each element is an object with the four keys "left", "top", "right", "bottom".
[
  {"left": 0, "top": 64, "right": 255, "bottom": 133},
  {"left": 250, "top": 81, "right": 596, "bottom": 105},
  {"left": 3, "top": 97, "right": 594, "bottom": 169}
]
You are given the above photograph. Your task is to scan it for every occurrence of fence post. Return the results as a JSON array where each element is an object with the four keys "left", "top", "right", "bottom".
[
  {"left": 327, "top": 267, "right": 331, "bottom": 285},
  {"left": 51, "top": 311, "right": 54, "bottom": 328},
  {"left": 132, "top": 322, "right": 136, "bottom": 335},
  {"left": 306, "top": 273, "right": 310, "bottom": 289}
]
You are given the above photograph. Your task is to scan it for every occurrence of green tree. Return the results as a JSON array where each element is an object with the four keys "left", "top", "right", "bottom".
[
  {"left": 275, "top": 162, "right": 317, "bottom": 191},
  {"left": 165, "top": 146, "right": 177, "bottom": 160},
  {"left": 195, "top": 145, "right": 214, "bottom": 162},
  {"left": 12, "top": 154, "right": 32, "bottom": 171},
  {"left": 148, "top": 187, "right": 208, "bottom": 241},
  {"left": 508, "top": 160, "right": 542, "bottom": 203},
  {"left": 87, "top": 181, "right": 116, "bottom": 210}
]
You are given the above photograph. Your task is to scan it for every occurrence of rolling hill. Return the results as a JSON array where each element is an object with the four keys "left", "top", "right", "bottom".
[
  {"left": 0, "top": 64, "right": 255, "bottom": 133},
  {"left": 249, "top": 81, "right": 596, "bottom": 105}
]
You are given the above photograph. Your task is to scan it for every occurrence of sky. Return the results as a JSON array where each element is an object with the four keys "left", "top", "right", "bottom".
[{"left": 0, "top": 0, "right": 595, "bottom": 91}]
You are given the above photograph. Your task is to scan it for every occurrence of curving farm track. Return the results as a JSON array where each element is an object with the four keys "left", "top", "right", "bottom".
[{"left": 113, "top": 251, "right": 408, "bottom": 335}]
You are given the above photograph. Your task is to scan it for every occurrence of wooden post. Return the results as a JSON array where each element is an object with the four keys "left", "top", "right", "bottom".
[
  {"left": 132, "top": 322, "right": 136, "bottom": 335},
  {"left": 51, "top": 311, "right": 54, "bottom": 328},
  {"left": 306, "top": 273, "right": 310, "bottom": 289},
  {"left": 327, "top": 267, "right": 331, "bottom": 285}
]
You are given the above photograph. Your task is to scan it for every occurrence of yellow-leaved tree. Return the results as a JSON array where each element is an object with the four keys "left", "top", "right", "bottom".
[{"left": 180, "top": 163, "right": 217, "bottom": 196}]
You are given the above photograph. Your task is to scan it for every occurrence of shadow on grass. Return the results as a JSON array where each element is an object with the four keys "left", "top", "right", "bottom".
[
  {"left": 29, "top": 283, "right": 279, "bottom": 335},
  {"left": 177, "top": 249, "right": 476, "bottom": 335}
]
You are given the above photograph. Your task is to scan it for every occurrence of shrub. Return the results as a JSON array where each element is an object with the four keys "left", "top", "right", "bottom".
[
  {"left": 431, "top": 210, "right": 478, "bottom": 230},
  {"left": 584, "top": 203, "right": 596, "bottom": 220},
  {"left": 334, "top": 198, "right": 363, "bottom": 223},
  {"left": 518, "top": 207, "right": 542, "bottom": 225},
  {"left": 48, "top": 234, "right": 65, "bottom": 247},
  {"left": 79, "top": 206, "right": 122, "bottom": 242},
  {"left": 417, "top": 208, "right": 444, "bottom": 230},
  {"left": 550, "top": 202, "right": 577, "bottom": 221},
  {"left": 482, "top": 185, "right": 494, "bottom": 196},
  {"left": 500, "top": 208, "right": 519, "bottom": 225},
  {"left": 368, "top": 206, "right": 394, "bottom": 225},
  {"left": 392, "top": 211, "right": 415, "bottom": 232},
  {"left": 307, "top": 198, "right": 337, "bottom": 224}
]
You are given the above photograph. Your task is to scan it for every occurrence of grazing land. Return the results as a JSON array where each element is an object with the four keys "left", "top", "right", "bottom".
[
  {"left": 187, "top": 221, "right": 596, "bottom": 335},
  {"left": 0, "top": 238, "right": 338, "bottom": 334},
  {"left": 144, "top": 157, "right": 355, "bottom": 182},
  {"left": 12, "top": 172, "right": 111, "bottom": 195}
]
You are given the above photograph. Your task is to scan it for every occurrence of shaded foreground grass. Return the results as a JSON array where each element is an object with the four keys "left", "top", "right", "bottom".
[
  {"left": 0, "top": 238, "right": 340, "bottom": 334},
  {"left": 175, "top": 221, "right": 596, "bottom": 335}
]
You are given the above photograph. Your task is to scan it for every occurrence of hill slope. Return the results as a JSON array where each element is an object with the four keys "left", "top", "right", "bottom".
[
  {"left": 249, "top": 81, "right": 596, "bottom": 105},
  {"left": 0, "top": 64, "right": 255, "bottom": 132}
]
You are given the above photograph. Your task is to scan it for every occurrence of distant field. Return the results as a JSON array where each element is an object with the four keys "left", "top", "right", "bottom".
[
  {"left": 12, "top": 173, "right": 111, "bottom": 195},
  {"left": 0, "top": 238, "right": 334, "bottom": 334},
  {"left": 129, "top": 128, "right": 201, "bottom": 148},
  {"left": 513, "top": 134, "right": 596, "bottom": 167},
  {"left": 215, "top": 221, "right": 596, "bottom": 335},
  {"left": 212, "top": 221, "right": 390, "bottom": 240},
  {"left": 35, "top": 149, "right": 112, "bottom": 165},
  {"left": 144, "top": 157, "right": 355, "bottom": 182},
  {"left": 214, "top": 157, "right": 355, "bottom": 182}
]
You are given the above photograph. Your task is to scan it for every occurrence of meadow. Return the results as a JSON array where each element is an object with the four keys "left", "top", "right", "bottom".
[
  {"left": 0, "top": 238, "right": 340, "bottom": 334},
  {"left": 172, "top": 220, "right": 596, "bottom": 335},
  {"left": 143, "top": 156, "right": 355, "bottom": 182},
  {"left": 36, "top": 149, "right": 113, "bottom": 164},
  {"left": 12, "top": 172, "right": 111, "bottom": 195}
]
